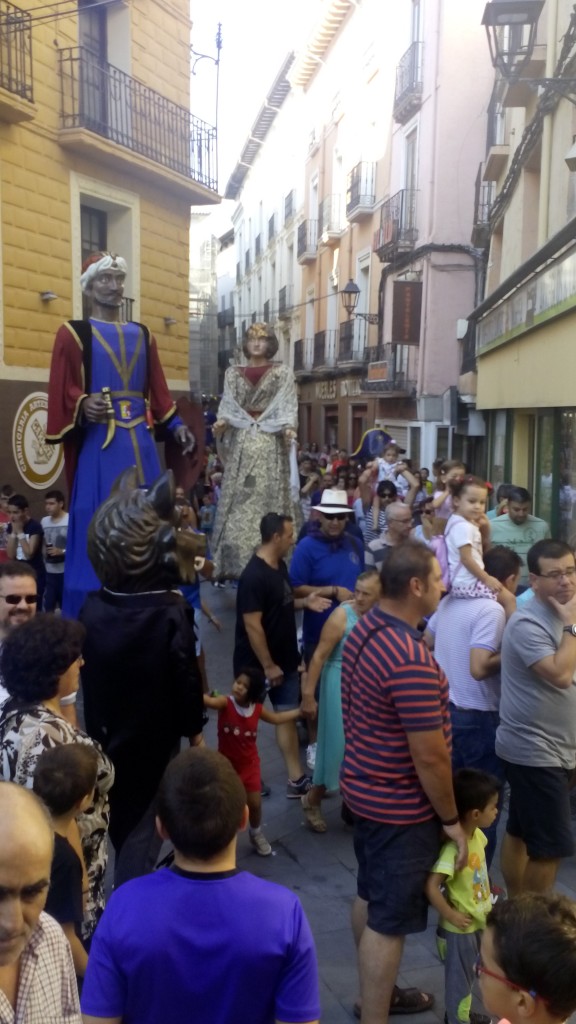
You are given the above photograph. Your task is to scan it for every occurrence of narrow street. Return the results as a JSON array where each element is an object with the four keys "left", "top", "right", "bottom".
[{"left": 200, "top": 581, "right": 576, "bottom": 1024}]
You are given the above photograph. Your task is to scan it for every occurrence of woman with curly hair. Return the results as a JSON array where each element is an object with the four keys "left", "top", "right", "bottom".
[{"left": 0, "top": 614, "right": 114, "bottom": 939}]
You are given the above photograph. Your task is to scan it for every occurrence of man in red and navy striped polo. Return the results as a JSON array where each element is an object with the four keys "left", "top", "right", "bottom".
[{"left": 341, "top": 541, "right": 467, "bottom": 1024}]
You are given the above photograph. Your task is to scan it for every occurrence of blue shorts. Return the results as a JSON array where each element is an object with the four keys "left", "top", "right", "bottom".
[
  {"left": 354, "top": 817, "right": 441, "bottom": 936},
  {"left": 267, "top": 670, "right": 300, "bottom": 711}
]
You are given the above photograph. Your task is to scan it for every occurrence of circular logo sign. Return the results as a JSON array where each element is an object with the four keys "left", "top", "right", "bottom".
[{"left": 12, "top": 392, "right": 64, "bottom": 490}]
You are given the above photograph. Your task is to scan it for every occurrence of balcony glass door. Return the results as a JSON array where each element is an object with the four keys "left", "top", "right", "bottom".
[{"left": 78, "top": 0, "right": 108, "bottom": 132}]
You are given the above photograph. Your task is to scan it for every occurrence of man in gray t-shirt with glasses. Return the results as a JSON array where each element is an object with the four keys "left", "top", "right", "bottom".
[{"left": 497, "top": 538, "right": 576, "bottom": 896}]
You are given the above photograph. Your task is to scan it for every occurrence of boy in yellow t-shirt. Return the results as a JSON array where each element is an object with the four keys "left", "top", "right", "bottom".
[{"left": 426, "top": 768, "right": 500, "bottom": 1024}]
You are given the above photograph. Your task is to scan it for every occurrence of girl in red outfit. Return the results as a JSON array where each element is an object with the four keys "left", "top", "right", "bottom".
[{"left": 204, "top": 668, "right": 300, "bottom": 857}]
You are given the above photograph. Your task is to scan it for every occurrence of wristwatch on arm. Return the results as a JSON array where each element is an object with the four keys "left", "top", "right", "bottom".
[{"left": 562, "top": 624, "right": 576, "bottom": 636}]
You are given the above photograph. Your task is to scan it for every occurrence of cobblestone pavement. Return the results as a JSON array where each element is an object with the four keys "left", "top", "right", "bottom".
[{"left": 109, "top": 580, "right": 576, "bottom": 1023}]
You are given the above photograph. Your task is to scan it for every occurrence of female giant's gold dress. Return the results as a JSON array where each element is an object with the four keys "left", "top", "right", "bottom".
[{"left": 212, "top": 362, "right": 300, "bottom": 579}]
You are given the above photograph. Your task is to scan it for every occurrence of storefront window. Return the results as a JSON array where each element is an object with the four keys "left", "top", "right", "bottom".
[
  {"left": 534, "top": 414, "right": 555, "bottom": 528},
  {"left": 489, "top": 411, "right": 508, "bottom": 491},
  {"left": 559, "top": 411, "right": 576, "bottom": 544}
]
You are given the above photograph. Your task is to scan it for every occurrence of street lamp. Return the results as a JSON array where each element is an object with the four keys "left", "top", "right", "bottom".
[
  {"left": 481, "top": 0, "right": 543, "bottom": 79},
  {"left": 340, "top": 279, "right": 381, "bottom": 324}
]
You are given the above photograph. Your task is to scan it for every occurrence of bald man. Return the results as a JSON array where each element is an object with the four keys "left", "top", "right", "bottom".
[{"left": 0, "top": 783, "right": 81, "bottom": 1022}]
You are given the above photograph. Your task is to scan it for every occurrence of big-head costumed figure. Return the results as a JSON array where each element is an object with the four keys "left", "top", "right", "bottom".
[
  {"left": 80, "top": 468, "right": 205, "bottom": 885},
  {"left": 46, "top": 251, "right": 202, "bottom": 619}
]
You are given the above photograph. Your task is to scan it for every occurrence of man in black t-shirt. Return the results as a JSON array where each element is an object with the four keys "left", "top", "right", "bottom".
[
  {"left": 234, "top": 512, "right": 330, "bottom": 799},
  {"left": 6, "top": 494, "right": 45, "bottom": 607}
]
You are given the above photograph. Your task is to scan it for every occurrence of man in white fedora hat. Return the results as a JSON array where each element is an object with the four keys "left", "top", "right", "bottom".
[{"left": 290, "top": 489, "right": 365, "bottom": 764}]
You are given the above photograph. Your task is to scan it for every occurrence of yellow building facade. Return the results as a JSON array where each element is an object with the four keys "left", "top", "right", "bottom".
[
  {"left": 469, "top": 0, "right": 576, "bottom": 539},
  {"left": 0, "top": 0, "right": 218, "bottom": 500}
]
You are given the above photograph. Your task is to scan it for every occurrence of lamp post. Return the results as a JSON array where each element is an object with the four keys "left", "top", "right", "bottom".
[
  {"left": 340, "top": 278, "right": 381, "bottom": 324},
  {"left": 191, "top": 24, "right": 222, "bottom": 186},
  {"left": 481, "top": 0, "right": 544, "bottom": 79}
]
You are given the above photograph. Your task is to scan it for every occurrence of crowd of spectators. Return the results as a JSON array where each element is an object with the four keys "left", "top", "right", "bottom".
[{"left": 2, "top": 437, "right": 576, "bottom": 1024}]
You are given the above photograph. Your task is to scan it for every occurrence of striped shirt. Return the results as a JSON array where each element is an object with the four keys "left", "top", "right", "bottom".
[{"left": 340, "top": 606, "right": 451, "bottom": 824}]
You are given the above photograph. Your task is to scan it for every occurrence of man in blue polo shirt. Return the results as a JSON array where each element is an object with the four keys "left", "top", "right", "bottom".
[
  {"left": 82, "top": 748, "right": 320, "bottom": 1024},
  {"left": 290, "top": 489, "right": 365, "bottom": 666},
  {"left": 290, "top": 488, "right": 364, "bottom": 767}
]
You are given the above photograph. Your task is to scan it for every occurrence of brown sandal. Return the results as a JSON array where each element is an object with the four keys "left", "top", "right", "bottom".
[{"left": 353, "top": 986, "right": 434, "bottom": 1019}]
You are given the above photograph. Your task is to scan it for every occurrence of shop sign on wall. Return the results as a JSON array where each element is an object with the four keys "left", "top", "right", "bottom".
[{"left": 12, "top": 392, "right": 63, "bottom": 489}]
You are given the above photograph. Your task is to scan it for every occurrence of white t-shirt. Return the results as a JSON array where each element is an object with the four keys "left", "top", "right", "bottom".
[
  {"left": 376, "top": 459, "right": 409, "bottom": 496},
  {"left": 446, "top": 514, "right": 484, "bottom": 589},
  {"left": 41, "top": 513, "right": 69, "bottom": 574},
  {"left": 427, "top": 595, "right": 505, "bottom": 711}
]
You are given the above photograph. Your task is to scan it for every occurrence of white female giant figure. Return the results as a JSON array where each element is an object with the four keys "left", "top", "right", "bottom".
[{"left": 212, "top": 323, "right": 301, "bottom": 579}]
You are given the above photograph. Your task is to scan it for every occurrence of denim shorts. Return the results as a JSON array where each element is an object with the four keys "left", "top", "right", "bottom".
[
  {"left": 267, "top": 669, "right": 300, "bottom": 711},
  {"left": 354, "top": 817, "right": 441, "bottom": 936},
  {"left": 504, "top": 761, "right": 575, "bottom": 860}
]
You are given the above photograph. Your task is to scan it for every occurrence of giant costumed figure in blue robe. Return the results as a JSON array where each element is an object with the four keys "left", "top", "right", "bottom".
[{"left": 46, "top": 251, "right": 200, "bottom": 619}]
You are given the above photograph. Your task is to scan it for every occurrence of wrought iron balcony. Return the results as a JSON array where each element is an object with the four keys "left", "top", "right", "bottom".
[
  {"left": 278, "top": 284, "right": 293, "bottom": 319},
  {"left": 346, "top": 162, "right": 376, "bottom": 221},
  {"left": 58, "top": 47, "right": 218, "bottom": 200},
  {"left": 394, "top": 42, "right": 423, "bottom": 125},
  {"left": 313, "top": 329, "right": 338, "bottom": 368},
  {"left": 471, "top": 164, "right": 495, "bottom": 248},
  {"left": 318, "top": 195, "right": 344, "bottom": 245},
  {"left": 362, "top": 342, "right": 417, "bottom": 394},
  {"left": 297, "top": 219, "right": 318, "bottom": 263},
  {"left": 0, "top": 0, "right": 34, "bottom": 121},
  {"left": 339, "top": 319, "right": 369, "bottom": 363},
  {"left": 284, "top": 189, "right": 295, "bottom": 225},
  {"left": 294, "top": 337, "right": 314, "bottom": 373},
  {"left": 373, "top": 189, "right": 418, "bottom": 263}
]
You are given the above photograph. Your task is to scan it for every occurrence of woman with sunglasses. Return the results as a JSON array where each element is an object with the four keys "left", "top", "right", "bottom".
[{"left": 0, "top": 614, "right": 114, "bottom": 940}]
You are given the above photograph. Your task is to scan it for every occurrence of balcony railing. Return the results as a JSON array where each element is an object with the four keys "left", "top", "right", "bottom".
[
  {"left": 346, "top": 162, "right": 376, "bottom": 220},
  {"left": 313, "top": 329, "right": 338, "bottom": 367},
  {"left": 294, "top": 337, "right": 313, "bottom": 373},
  {"left": 339, "top": 319, "right": 368, "bottom": 363},
  {"left": 393, "top": 42, "right": 423, "bottom": 124},
  {"left": 471, "top": 163, "right": 495, "bottom": 248},
  {"left": 278, "top": 284, "right": 293, "bottom": 319},
  {"left": 363, "top": 342, "right": 417, "bottom": 393},
  {"left": 373, "top": 189, "right": 418, "bottom": 262},
  {"left": 0, "top": 1, "right": 33, "bottom": 103},
  {"left": 460, "top": 324, "right": 477, "bottom": 375},
  {"left": 318, "top": 195, "right": 343, "bottom": 242},
  {"left": 59, "top": 46, "right": 217, "bottom": 191},
  {"left": 297, "top": 219, "right": 318, "bottom": 262},
  {"left": 255, "top": 233, "right": 261, "bottom": 259},
  {"left": 268, "top": 213, "right": 276, "bottom": 243},
  {"left": 284, "top": 189, "right": 295, "bottom": 224}
]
